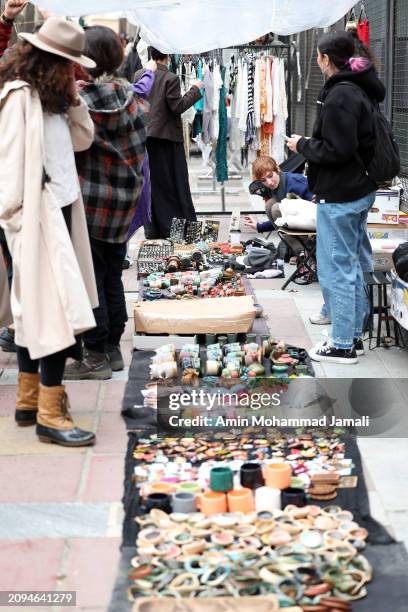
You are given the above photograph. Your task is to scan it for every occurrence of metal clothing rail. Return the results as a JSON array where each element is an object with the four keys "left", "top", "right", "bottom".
[{"left": 191, "top": 40, "right": 292, "bottom": 212}]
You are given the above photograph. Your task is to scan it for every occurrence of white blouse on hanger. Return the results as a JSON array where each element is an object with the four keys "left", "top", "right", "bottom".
[
  {"left": 253, "top": 58, "right": 261, "bottom": 129},
  {"left": 271, "top": 58, "right": 288, "bottom": 164},
  {"left": 265, "top": 57, "right": 273, "bottom": 124}
]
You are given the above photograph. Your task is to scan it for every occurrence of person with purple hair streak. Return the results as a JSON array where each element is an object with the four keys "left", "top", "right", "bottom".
[{"left": 287, "top": 31, "right": 386, "bottom": 366}]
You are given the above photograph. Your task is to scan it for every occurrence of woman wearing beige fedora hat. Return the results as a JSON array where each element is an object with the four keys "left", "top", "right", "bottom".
[{"left": 0, "top": 16, "right": 99, "bottom": 447}]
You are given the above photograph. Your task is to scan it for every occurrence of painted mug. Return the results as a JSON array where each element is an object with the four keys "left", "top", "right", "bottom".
[
  {"left": 196, "top": 491, "right": 227, "bottom": 516},
  {"left": 264, "top": 462, "right": 292, "bottom": 490},
  {"left": 255, "top": 486, "right": 281, "bottom": 512},
  {"left": 171, "top": 491, "right": 197, "bottom": 514},
  {"left": 210, "top": 466, "right": 234, "bottom": 493},
  {"left": 240, "top": 462, "right": 265, "bottom": 490},
  {"left": 281, "top": 487, "right": 307, "bottom": 509},
  {"left": 227, "top": 488, "right": 255, "bottom": 514},
  {"left": 145, "top": 493, "right": 172, "bottom": 514},
  {"left": 149, "top": 481, "right": 176, "bottom": 495}
]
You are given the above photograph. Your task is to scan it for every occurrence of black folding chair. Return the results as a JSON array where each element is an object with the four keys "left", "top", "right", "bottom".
[
  {"left": 278, "top": 229, "right": 317, "bottom": 290},
  {"left": 364, "top": 271, "right": 401, "bottom": 348}
]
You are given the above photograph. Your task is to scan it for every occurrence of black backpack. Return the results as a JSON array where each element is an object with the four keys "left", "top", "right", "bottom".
[{"left": 340, "top": 81, "right": 400, "bottom": 185}]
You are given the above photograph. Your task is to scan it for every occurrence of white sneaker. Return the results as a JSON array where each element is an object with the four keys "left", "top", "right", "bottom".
[{"left": 309, "top": 313, "right": 331, "bottom": 325}]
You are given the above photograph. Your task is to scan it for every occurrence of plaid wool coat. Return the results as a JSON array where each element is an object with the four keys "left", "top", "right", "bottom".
[{"left": 76, "top": 79, "right": 150, "bottom": 243}]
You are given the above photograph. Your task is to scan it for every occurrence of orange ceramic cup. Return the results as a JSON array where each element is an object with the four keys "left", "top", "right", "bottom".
[
  {"left": 264, "top": 462, "right": 292, "bottom": 490},
  {"left": 227, "top": 488, "right": 255, "bottom": 514},
  {"left": 196, "top": 491, "right": 227, "bottom": 516},
  {"left": 149, "top": 482, "right": 177, "bottom": 495}
]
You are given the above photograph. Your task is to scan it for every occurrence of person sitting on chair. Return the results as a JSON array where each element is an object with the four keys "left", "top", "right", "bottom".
[{"left": 244, "top": 156, "right": 313, "bottom": 234}]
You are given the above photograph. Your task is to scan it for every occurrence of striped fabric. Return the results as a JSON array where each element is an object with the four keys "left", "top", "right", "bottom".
[{"left": 246, "top": 54, "right": 256, "bottom": 146}]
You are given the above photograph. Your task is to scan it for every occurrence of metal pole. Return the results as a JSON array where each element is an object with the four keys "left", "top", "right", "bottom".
[
  {"left": 221, "top": 183, "right": 226, "bottom": 212},
  {"left": 287, "top": 44, "right": 292, "bottom": 136},
  {"left": 384, "top": 0, "right": 395, "bottom": 121}
]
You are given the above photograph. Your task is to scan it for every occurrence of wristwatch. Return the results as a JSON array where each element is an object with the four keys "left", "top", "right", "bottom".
[{"left": 1, "top": 14, "right": 15, "bottom": 25}]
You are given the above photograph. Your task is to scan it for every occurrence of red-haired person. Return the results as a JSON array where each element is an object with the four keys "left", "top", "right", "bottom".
[{"left": 244, "top": 156, "right": 313, "bottom": 234}]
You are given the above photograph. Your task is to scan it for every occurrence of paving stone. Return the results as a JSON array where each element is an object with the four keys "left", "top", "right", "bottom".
[
  {"left": 0, "top": 384, "right": 17, "bottom": 416},
  {"left": 0, "top": 539, "right": 64, "bottom": 590},
  {"left": 111, "top": 367, "right": 130, "bottom": 382},
  {"left": 368, "top": 491, "right": 392, "bottom": 528},
  {"left": 0, "top": 503, "right": 111, "bottom": 539},
  {"left": 94, "top": 413, "right": 128, "bottom": 455},
  {"left": 0, "top": 368, "right": 18, "bottom": 384},
  {"left": 63, "top": 537, "right": 121, "bottom": 609},
  {"left": 82, "top": 456, "right": 125, "bottom": 503},
  {"left": 0, "top": 352, "right": 17, "bottom": 370},
  {"left": 0, "top": 415, "right": 94, "bottom": 456},
  {"left": 121, "top": 342, "right": 134, "bottom": 367},
  {"left": 101, "top": 381, "right": 126, "bottom": 413},
  {"left": 0, "top": 455, "right": 85, "bottom": 503},
  {"left": 64, "top": 382, "right": 101, "bottom": 414}
]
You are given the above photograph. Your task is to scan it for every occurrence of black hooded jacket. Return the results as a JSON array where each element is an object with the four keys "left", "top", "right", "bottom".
[{"left": 297, "top": 64, "right": 386, "bottom": 202}]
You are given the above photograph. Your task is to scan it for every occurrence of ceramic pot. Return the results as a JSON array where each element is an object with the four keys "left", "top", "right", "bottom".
[
  {"left": 264, "top": 462, "right": 292, "bottom": 489},
  {"left": 281, "top": 487, "right": 307, "bottom": 509},
  {"left": 196, "top": 491, "right": 227, "bottom": 516},
  {"left": 210, "top": 466, "right": 234, "bottom": 493},
  {"left": 227, "top": 488, "right": 255, "bottom": 513},
  {"left": 255, "top": 486, "right": 281, "bottom": 512},
  {"left": 171, "top": 492, "right": 196, "bottom": 514},
  {"left": 240, "top": 462, "right": 265, "bottom": 490}
]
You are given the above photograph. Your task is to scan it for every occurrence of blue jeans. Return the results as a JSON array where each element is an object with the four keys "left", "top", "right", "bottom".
[
  {"left": 320, "top": 224, "right": 373, "bottom": 323},
  {"left": 317, "top": 192, "right": 376, "bottom": 349}
]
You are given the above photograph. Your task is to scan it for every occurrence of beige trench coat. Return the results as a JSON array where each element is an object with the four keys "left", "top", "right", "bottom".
[
  {"left": 0, "top": 80, "right": 98, "bottom": 359},
  {"left": 0, "top": 251, "right": 12, "bottom": 327}
]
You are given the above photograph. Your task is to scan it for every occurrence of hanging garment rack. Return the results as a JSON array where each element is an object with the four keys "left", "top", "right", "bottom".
[
  {"left": 226, "top": 41, "right": 292, "bottom": 134},
  {"left": 189, "top": 40, "right": 292, "bottom": 212}
]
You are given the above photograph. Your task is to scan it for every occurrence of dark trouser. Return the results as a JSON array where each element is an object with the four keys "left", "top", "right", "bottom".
[
  {"left": 17, "top": 347, "right": 67, "bottom": 386},
  {"left": 0, "top": 227, "right": 13, "bottom": 289},
  {"left": 16, "top": 206, "right": 74, "bottom": 385},
  {"left": 83, "top": 237, "right": 128, "bottom": 354}
]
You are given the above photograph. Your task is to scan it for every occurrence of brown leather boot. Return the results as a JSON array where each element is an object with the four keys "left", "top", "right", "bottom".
[
  {"left": 36, "top": 384, "right": 96, "bottom": 447},
  {"left": 15, "top": 372, "right": 40, "bottom": 426}
]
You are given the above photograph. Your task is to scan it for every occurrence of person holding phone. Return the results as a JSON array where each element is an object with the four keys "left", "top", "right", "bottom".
[{"left": 287, "top": 31, "right": 384, "bottom": 364}]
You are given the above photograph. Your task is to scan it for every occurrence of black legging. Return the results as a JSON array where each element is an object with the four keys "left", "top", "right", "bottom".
[
  {"left": 17, "top": 347, "right": 67, "bottom": 387},
  {"left": 16, "top": 204, "right": 73, "bottom": 387}
]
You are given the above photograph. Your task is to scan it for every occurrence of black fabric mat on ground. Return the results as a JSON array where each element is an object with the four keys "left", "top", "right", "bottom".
[
  {"left": 108, "top": 545, "right": 136, "bottom": 612},
  {"left": 108, "top": 543, "right": 408, "bottom": 612},
  {"left": 110, "top": 426, "right": 408, "bottom": 612},
  {"left": 121, "top": 341, "right": 315, "bottom": 431},
  {"left": 115, "top": 345, "right": 407, "bottom": 610},
  {"left": 120, "top": 432, "right": 393, "bottom": 548}
]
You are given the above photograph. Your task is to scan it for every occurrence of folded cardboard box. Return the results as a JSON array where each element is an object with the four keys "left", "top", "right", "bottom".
[{"left": 134, "top": 296, "right": 256, "bottom": 334}]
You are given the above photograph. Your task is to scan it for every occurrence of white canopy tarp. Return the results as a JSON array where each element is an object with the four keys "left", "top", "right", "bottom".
[{"left": 33, "top": 0, "right": 358, "bottom": 53}]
